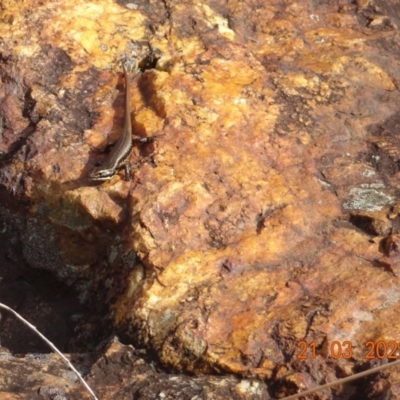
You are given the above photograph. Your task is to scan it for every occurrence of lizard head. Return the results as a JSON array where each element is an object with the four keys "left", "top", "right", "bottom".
[{"left": 89, "top": 166, "right": 116, "bottom": 181}]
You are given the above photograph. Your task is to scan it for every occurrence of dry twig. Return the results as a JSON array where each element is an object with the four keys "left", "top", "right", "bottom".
[{"left": 0, "top": 302, "right": 99, "bottom": 400}]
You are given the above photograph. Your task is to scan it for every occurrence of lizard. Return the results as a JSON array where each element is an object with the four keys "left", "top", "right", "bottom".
[
  {"left": 89, "top": 61, "right": 162, "bottom": 181},
  {"left": 89, "top": 63, "right": 134, "bottom": 181}
]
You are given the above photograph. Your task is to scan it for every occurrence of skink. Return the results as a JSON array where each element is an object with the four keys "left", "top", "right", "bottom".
[{"left": 89, "top": 64, "right": 133, "bottom": 181}]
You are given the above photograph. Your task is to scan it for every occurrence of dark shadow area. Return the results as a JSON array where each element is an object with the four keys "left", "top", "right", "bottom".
[{"left": 0, "top": 224, "right": 112, "bottom": 355}]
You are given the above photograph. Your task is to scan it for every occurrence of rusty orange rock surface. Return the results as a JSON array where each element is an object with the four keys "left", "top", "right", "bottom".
[{"left": 1, "top": 0, "right": 400, "bottom": 398}]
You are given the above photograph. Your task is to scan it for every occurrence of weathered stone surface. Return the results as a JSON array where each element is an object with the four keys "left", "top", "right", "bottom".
[
  {"left": 1, "top": 340, "right": 271, "bottom": 400},
  {"left": 71, "top": 340, "right": 272, "bottom": 400},
  {"left": 0, "top": 348, "right": 79, "bottom": 399},
  {"left": 2, "top": 0, "right": 400, "bottom": 398}
]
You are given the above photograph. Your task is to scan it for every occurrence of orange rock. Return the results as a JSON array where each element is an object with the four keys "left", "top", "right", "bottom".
[{"left": 1, "top": 0, "right": 400, "bottom": 398}]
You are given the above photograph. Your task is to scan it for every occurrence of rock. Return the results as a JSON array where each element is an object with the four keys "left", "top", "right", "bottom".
[{"left": 1, "top": 0, "right": 400, "bottom": 398}]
